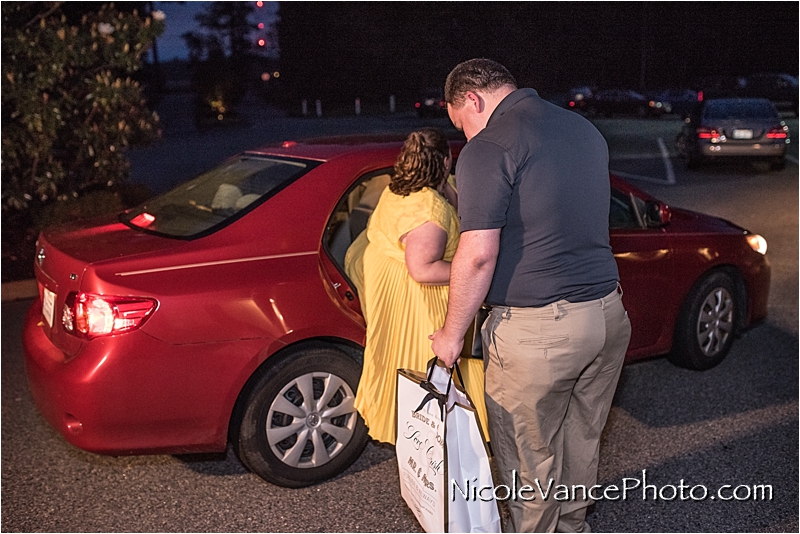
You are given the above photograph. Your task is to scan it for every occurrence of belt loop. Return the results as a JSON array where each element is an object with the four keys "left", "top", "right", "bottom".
[
  {"left": 617, "top": 281, "right": 624, "bottom": 297},
  {"left": 551, "top": 302, "right": 561, "bottom": 320},
  {"left": 600, "top": 297, "right": 606, "bottom": 310},
  {"left": 502, "top": 308, "right": 511, "bottom": 320}
]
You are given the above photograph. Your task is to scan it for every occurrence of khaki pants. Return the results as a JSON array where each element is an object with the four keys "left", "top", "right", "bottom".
[{"left": 482, "top": 287, "right": 631, "bottom": 533}]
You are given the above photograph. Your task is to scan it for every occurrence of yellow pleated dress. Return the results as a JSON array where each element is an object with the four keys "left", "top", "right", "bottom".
[{"left": 345, "top": 186, "right": 489, "bottom": 445}]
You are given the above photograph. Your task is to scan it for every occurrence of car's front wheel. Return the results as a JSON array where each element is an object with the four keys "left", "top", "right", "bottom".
[
  {"left": 234, "top": 347, "right": 368, "bottom": 487},
  {"left": 669, "top": 272, "right": 738, "bottom": 370}
]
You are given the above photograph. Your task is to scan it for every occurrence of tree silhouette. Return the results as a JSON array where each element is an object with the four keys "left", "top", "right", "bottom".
[{"left": 181, "top": 1, "right": 256, "bottom": 126}]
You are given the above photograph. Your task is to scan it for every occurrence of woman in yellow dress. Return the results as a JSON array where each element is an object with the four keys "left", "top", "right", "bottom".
[{"left": 344, "top": 128, "right": 488, "bottom": 445}]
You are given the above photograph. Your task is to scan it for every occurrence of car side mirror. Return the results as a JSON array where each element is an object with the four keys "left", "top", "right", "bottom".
[{"left": 645, "top": 200, "right": 671, "bottom": 227}]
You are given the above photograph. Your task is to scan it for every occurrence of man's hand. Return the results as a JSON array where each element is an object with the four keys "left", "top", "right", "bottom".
[
  {"left": 429, "top": 228, "right": 500, "bottom": 368},
  {"left": 429, "top": 328, "right": 464, "bottom": 367}
]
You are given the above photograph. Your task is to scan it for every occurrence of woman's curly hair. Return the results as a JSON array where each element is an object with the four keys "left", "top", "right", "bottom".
[{"left": 389, "top": 128, "right": 450, "bottom": 196}]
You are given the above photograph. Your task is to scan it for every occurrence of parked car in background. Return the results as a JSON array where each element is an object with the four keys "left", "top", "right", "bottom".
[
  {"left": 743, "top": 73, "right": 798, "bottom": 115},
  {"left": 675, "top": 97, "right": 790, "bottom": 169},
  {"left": 23, "top": 136, "right": 770, "bottom": 489},
  {"left": 691, "top": 75, "right": 747, "bottom": 101},
  {"left": 414, "top": 87, "right": 446, "bottom": 118},
  {"left": 566, "top": 85, "right": 595, "bottom": 113},
  {"left": 588, "top": 89, "right": 668, "bottom": 118},
  {"left": 648, "top": 89, "right": 699, "bottom": 117}
]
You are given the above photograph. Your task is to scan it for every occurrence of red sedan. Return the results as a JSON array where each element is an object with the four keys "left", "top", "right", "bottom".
[{"left": 23, "top": 136, "right": 770, "bottom": 488}]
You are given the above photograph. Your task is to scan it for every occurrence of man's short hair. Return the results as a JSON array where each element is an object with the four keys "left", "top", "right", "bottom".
[{"left": 445, "top": 58, "right": 518, "bottom": 107}]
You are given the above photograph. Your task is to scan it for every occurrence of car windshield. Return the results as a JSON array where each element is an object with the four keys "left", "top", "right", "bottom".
[
  {"left": 121, "top": 156, "right": 314, "bottom": 238},
  {"left": 703, "top": 100, "right": 778, "bottom": 120}
]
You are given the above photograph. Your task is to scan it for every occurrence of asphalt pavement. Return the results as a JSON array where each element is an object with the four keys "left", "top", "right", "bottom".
[{"left": 2, "top": 95, "right": 797, "bottom": 532}]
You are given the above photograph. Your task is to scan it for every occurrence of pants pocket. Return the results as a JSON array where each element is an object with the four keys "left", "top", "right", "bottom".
[{"left": 518, "top": 335, "right": 570, "bottom": 348}]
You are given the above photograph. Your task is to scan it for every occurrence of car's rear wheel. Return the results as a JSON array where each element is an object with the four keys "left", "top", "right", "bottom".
[
  {"left": 669, "top": 272, "right": 738, "bottom": 370},
  {"left": 235, "top": 347, "right": 368, "bottom": 487},
  {"left": 686, "top": 151, "right": 705, "bottom": 169},
  {"left": 770, "top": 156, "right": 786, "bottom": 171}
]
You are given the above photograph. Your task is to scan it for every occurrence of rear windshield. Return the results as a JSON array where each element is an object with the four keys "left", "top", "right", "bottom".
[
  {"left": 703, "top": 100, "right": 778, "bottom": 120},
  {"left": 121, "top": 156, "right": 314, "bottom": 238}
]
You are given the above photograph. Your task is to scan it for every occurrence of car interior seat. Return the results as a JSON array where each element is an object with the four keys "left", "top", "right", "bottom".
[{"left": 348, "top": 174, "right": 391, "bottom": 241}]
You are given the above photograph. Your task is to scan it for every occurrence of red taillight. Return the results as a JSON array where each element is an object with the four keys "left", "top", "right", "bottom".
[
  {"left": 766, "top": 127, "right": 788, "bottom": 139},
  {"left": 64, "top": 292, "right": 157, "bottom": 338},
  {"left": 415, "top": 102, "right": 421, "bottom": 108},
  {"left": 569, "top": 101, "right": 576, "bottom": 107},
  {"left": 697, "top": 91, "right": 704, "bottom": 102},
  {"left": 696, "top": 127, "right": 720, "bottom": 139}
]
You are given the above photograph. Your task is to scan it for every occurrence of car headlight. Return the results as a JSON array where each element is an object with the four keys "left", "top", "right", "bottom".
[{"left": 746, "top": 234, "right": 768, "bottom": 255}]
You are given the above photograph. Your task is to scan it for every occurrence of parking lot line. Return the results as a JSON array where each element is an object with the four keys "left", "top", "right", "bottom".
[{"left": 657, "top": 137, "right": 676, "bottom": 185}]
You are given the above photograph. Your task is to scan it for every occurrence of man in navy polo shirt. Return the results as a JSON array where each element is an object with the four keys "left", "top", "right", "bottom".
[{"left": 431, "top": 58, "right": 631, "bottom": 532}]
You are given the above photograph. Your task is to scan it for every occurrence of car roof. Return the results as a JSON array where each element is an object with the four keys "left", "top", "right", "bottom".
[{"left": 246, "top": 133, "right": 467, "bottom": 162}]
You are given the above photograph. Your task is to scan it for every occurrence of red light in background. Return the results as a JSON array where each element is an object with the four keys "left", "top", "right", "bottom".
[
  {"left": 256, "top": 1, "right": 264, "bottom": 7},
  {"left": 258, "top": 22, "right": 265, "bottom": 29},
  {"left": 257, "top": 39, "right": 266, "bottom": 47},
  {"left": 766, "top": 127, "right": 788, "bottom": 139},
  {"left": 696, "top": 127, "right": 720, "bottom": 139}
]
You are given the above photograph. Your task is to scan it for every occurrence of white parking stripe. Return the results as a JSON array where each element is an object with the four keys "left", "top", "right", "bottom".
[{"left": 657, "top": 137, "right": 676, "bottom": 184}]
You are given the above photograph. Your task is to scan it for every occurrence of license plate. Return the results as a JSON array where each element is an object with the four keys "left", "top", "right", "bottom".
[
  {"left": 732, "top": 129, "right": 753, "bottom": 139},
  {"left": 42, "top": 288, "right": 55, "bottom": 328}
]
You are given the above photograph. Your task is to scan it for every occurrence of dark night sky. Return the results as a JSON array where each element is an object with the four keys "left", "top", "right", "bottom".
[{"left": 154, "top": 2, "right": 799, "bottom": 98}]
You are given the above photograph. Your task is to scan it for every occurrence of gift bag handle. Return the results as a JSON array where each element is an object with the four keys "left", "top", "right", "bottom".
[{"left": 414, "top": 357, "right": 463, "bottom": 420}]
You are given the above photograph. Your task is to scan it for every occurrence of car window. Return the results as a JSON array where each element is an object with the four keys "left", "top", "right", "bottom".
[
  {"left": 703, "top": 100, "right": 778, "bottom": 120},
  {"left": 609, "top": 188, "right": 642, "bottom": 229},
  {"left": 121, "top": 156, "right": 315, "bottom": 238}
]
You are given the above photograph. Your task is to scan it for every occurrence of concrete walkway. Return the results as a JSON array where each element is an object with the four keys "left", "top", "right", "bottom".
[{"left": 2, "top": 279, "right": 38, "bottom": 301}]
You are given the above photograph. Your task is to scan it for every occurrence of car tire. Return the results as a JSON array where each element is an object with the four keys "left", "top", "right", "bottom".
[
  {"left": 234, "top": 347, "right": 368, "bottom": 488},
  {"left": 668, "top": 272, "right": 738, "bottom": 370},
  {"left": 770, "top": 157, "right": 786, "bottom": 171},
  {"left": 686, "top": 152, "right": 704, "bottom": 170}
]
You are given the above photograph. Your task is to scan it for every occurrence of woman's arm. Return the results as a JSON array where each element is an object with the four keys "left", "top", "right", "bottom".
[{"left": 401, "top": 221, "right": 451, "bottom": 285}]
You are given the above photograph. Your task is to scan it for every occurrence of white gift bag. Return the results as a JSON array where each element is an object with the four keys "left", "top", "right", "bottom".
[{"left": 396, "top": 358, "right": 501, "bottom": 533}]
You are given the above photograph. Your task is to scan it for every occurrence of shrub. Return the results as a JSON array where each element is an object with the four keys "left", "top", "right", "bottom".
[{"left": 1, "top": 2, "right": 164, "bottom": 281}]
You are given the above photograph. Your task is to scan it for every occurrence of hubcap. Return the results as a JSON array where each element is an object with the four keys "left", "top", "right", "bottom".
[
  {"left": 696, "top": 287, "right": 734, "bottom": 358},
  {"left": 266, "top": 371, "right": 357, "bottom": 469}
]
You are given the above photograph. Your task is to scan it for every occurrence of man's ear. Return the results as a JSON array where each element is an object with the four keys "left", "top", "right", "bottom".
[{"left": 465, "top": 91, "right": 485, "bottom": 113}]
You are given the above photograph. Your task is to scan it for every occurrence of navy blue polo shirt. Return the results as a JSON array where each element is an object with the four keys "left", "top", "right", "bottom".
[{"left": 456, "top": 88, "right": 619, "bottom": 307}]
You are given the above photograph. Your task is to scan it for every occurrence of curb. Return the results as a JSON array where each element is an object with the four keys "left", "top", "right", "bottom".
[{"left": 2, "top": 279, "right": 38, "bottom": 302}]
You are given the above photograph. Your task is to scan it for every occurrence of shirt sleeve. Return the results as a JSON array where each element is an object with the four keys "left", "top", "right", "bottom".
[
  {"left": 394, "top": 189, "right": 450, "bottom": 240},
  {"left": 455, "top": 139, "right": 517, "bottom": 232}
]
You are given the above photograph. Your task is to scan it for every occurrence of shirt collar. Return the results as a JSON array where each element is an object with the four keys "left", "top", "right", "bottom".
[{"left": 487, "top": 88, "right": 539, "bottom": 126}]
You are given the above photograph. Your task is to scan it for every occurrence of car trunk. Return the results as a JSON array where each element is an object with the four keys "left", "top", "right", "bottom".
[{"left": 34, "top": 215, "right": 181, "bottom": 357}]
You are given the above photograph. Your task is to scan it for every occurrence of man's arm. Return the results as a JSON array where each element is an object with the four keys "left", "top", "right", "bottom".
[{"left": 430, "top": 228, "right": 500, "bottom": 366}]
